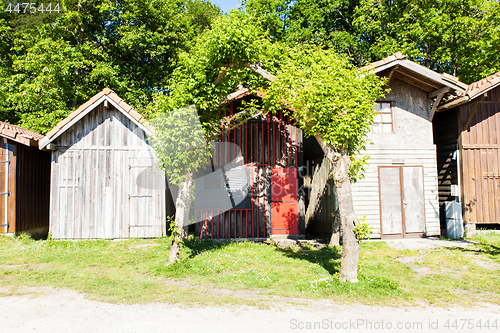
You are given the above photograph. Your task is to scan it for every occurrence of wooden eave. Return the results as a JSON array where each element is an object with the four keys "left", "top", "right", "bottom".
[
  {"left": 0, "top": 121, "right": 45, "bottom": 147},
  {"left": 437, "top": 73, "right": 500, "bottom": 111},
  {"left": 375, "top": 60, "right": 467, "bottom": 93}
]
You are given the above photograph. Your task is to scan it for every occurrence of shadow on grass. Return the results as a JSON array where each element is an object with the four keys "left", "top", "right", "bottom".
[
  {"left": 451, "top": 243, "right": 500, "bottom": 258},
  {"left": 275, "top": 245, "right": 342, "bottom": 275},
  {"left": 179, "top": 239, "right": 342, "bottom": 275},
  {"left": 181, "top": 238, "right": 241, "bottom": 258}
]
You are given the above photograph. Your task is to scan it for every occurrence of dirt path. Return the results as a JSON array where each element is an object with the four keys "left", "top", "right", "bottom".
[{"left": 1, "top": 288, "right": 499, "bottom": 333}]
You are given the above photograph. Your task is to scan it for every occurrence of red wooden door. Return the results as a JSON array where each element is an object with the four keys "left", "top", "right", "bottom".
[{"left": 270, "top": 168, "right": 298, "bottom": 235}]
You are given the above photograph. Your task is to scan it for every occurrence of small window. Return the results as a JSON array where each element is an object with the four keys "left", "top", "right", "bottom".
[{"left": 373, "top": 102, "right": 393, "bottom": 133}]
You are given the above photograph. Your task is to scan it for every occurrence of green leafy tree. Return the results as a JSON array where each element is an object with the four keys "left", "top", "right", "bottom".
[
  {"left": 0, "top": 0, "right": 222, "bottom": 134},
  {"left": 353, "top": 0, "right": 500, "bottom": 83},
  {"left": 243, "top": 0, "right": 369, "bottom": 64},
  {"left": 263, "top": 46, "right": 385, "bottom": 282},
  {"left": 149, "top": 12, "right": 385, "bottom": 281},
  {"left": 245, "top": 0, "right": 500, "bottom": 83}
]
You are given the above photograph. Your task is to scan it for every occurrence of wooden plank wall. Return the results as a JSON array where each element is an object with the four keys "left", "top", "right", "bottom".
[
  {"left": 432, "top": 109, "right": 459, "bottom": 233},
  {"left": 304, "top": 155, "right": 337, "bottom": 239},
  {"left": 351, "top": 147, "right": 440, "bottom": 238},
  {"left": 50, "top": 104, "right": 165, "bottom": 239},
  {"left": 195, "top": 98, "right": 305, "bottom": 239},
  {"left": 459, "top": 86, "right": 500, "bottom": 224}
]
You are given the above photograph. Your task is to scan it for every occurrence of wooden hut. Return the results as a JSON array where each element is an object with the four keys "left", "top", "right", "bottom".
[
  {"left": 194, "top": 93, "right": 306, "bottom": 239},
  {"left": 39, "top": 88, "right": 166, "bottom": 239},
  {"left": 0, "top": 122, "right": 50, "bottom": 237},
  {"left": 306, "top": 53, "right": 468, "bottom": 240},
  {"left": 433, "top": 72, "right": 500, "bottom": 235}
]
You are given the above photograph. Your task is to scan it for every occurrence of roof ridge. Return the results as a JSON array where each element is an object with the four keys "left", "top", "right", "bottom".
[{"left": 44, "top": 88, "right": 146, "bottom": 141}]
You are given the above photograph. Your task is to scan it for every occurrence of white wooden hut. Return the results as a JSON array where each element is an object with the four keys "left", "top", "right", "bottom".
[{"left": 39, "top": 88, "right": 165, "bottom": 239}]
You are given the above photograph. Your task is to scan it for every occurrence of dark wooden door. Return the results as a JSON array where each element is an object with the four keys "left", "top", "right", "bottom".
[
  {"left": 379, "top": 166, "right": 425, "bottom": 238},
  {"left": 270, "top": 168, "right": 298, "bottom": 235}
]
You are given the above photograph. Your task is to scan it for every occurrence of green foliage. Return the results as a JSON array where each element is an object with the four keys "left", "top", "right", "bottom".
[
  {"left": 149, "top": 104, "right": 210, "bottom": 185},
  {"left": 244, "top": 0, "right": 366, "bottom": 63},
  {"left": 151, "top": 11, "right": 273, "bottom": 117},
  {"left": 0, "top": 0, "right": 222, "bottom": 134},
  {"left": 353, "top": 218, "right": 373, "bottom": 240},
  {"left": 245, "top": 0, "right": 500, "bottom": 83},
  {"left": 264, "top": 45, "right": 385, "bottom": 158},
  {"left": 349, "top": 155, "right": 370, "bottom": 183},
  {"left": 151, "top": 12, "right": 385, "bottom": 182},
  {"left": 353, "top": 0, "right": 500, "bottom": 83}
]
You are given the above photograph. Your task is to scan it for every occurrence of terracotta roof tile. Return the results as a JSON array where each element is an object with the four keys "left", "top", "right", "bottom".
[
  {"left": 118, "top": 100, "right": 133, "bottom": 113},
  {"left": 1, "top": 127, "right": 16, "bottom": 139},
  {"left": 0, "top": 121, "right": 45, "bottom": 146},
  {"left": 444, "top": 72, "right": 500, "bottom": 105},
  {"left": 44, "top": 88, "right": 147, "bottom": 141},
  {"left": 360, "top": 52, "right": 405, "bottom": 71},
  {"left": 128, "top": 109, "right": 144, "bottom": 122}
]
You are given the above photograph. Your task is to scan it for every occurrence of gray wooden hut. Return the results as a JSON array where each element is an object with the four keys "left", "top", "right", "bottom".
[
  {"left": 306, "top": 53, "right": 469, "bottom": 240},
  {"left": 352, "top": 53, "right": 467, "bottom": 239},
  {"left": 39, "top": 88, "right": 166, "bottom": 239},
  {"left": 0, "top": 122, "right": 50, "bottom": 237}
]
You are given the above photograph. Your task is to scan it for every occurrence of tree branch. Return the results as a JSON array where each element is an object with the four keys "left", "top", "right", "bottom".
[
  {"left": 213, "top": 70, "right": 227, "bottom": 85},
  {"left": 244, "top": 62, "right": 277, "bottom": 82}
]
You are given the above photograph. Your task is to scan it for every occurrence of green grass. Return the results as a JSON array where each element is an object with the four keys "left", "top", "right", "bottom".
[{"left": 0, "top": 233, "right": 499, "bottom": 307}]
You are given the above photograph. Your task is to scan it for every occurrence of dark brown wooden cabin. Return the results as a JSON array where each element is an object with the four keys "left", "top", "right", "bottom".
[
  {"left": 434, "top": 72, "right": 500, "bottom": 234},
  {"left": 0, "top": 122, "right": 50, "bottom": 237},
  {"left": 194, "top": 94, "right": 306, "bottom": 239}
]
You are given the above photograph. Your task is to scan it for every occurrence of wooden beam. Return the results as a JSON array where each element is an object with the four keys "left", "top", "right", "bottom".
[
  {"left": 462, "top": 93, "right": 487, "bottom": 131},
  {"left": 226, "top": 87, "right": 249, "bottom": 100},
  {"left": 386, "top": 65, "right": 399, "bottom": 86},
  {"left": 428, "top": 86, "right": 451, "bottom": 99},
  {"left": 429, "top": 90, "right": 448, "bottom": 121},
  {"left": 392, "top": 71, "right": 441, "bottom": 91},
  {"left": 45, "top": 143, "right": 57, "bottom": 151}
]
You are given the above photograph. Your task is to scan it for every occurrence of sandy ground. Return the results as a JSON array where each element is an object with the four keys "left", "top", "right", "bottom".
[
  {"left": 1, "top": 238, "right": 498, "bottom": 333},
  {"left": 0, "top": 288, "right": 499, "bottom": 333}
]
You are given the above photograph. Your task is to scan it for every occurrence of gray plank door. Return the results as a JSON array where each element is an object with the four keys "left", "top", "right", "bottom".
[
  {"left": 379, "top": 166, "right": 425, "bottom": 238},
  {"left": 402, "top": 166, "right": 426, "bottom": 233}
]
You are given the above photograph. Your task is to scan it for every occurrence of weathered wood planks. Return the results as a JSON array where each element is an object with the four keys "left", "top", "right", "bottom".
[{"left": 49, "top": 104, "right": 165, "bottom": 239}]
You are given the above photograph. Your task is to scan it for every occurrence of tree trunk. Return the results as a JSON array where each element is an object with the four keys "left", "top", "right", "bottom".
[
  {"left": 315, "top": 136, "right": 359, "bottom": 283},
  {"left": 166, "top": 172, "right": 193, "bottom": 266}
]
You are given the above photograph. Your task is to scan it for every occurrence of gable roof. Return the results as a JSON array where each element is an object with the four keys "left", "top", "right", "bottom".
[
  {"left": 0, "top": 121, "right": 45, "bottom": 147},
  {"left": 362, "top": 52, "right": 468, "bottom": 93},
  {"left": 39, "top": 88, "right": 151, "bottom": 150}
]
